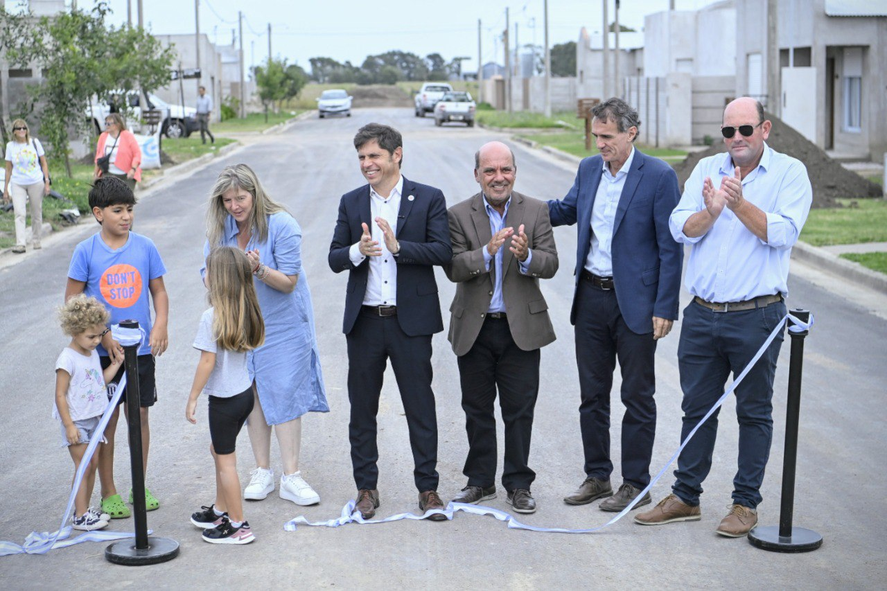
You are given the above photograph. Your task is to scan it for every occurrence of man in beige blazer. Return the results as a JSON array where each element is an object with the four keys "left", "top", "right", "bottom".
[{"left": 444, "top": 141, "right": 558, "bottom": 514}]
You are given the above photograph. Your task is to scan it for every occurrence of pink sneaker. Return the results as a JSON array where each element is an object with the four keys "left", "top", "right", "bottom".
[{"left": 202, "top": 518, "right": 255, "bottom": 545}]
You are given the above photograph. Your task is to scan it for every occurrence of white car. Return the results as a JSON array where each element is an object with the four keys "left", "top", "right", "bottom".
[
  {"left": 415, "top": 83, "right": 453, "bottom": 117},
  {"left": 433, "top": 92, "right": 476, "bottom": 127},
  {"left": 87, "top": 91, "right": 199, "bottom": 138},
  {"left": 317, "top": 89, "right": 352, "bottom": 118}
]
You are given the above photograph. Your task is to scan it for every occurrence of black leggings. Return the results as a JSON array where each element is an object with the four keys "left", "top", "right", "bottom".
[{"left": 208, "top": 386, "right": 255, "bottom": 455}]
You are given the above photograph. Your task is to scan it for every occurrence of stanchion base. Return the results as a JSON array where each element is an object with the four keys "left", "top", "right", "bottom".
[
  {"left": 748, "top": 525, "right": 822, "bottom": 553},
  {"left": 105, "top": 536, "right": 180, "bottom": 566}
]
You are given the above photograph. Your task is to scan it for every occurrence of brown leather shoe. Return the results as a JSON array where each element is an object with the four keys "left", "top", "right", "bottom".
[
  {"left": 506, "top": 489, "right": 537, "bottom": 514},
  {"left": 599, "top": 482, "right": 652, "bottom": 512},
  {"left": 634, "top": 494, "right": 701, "bottom": 525},
  {"left": 355, "top": 489, "right": 380, "bottom": 520},
  {"left": 716, "top": 504, "right": 758, "bottom": 537},
  {"left": 563, "top": 477, "right": 612, "bottom": 505},
  {"left": 419, "top": 490, "right": 448, "bottom": 521},
  {"left": 452, "top": 485, "right": 496, "bottom": 504}
]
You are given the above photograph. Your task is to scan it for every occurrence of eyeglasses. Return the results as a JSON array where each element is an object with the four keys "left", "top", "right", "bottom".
[
  {"left": 721, "top": 122, "right": 763, "bottom": 139},
  {"left": 13, "top": 127, "right": 27, "bottom": 131},
  {"left": 105, "top": 121, "right": 116, "bottom": 126}
]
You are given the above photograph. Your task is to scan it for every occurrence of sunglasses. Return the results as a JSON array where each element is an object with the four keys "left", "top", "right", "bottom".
[
  {"left": 13, "top": 126, "right": 27, "bottom": 131},
  {"left": 721, "top": 122, "right": 763, "bottom": 139},
  {"left": 105, "top": 121, "right": 116, "bottom": 125}
]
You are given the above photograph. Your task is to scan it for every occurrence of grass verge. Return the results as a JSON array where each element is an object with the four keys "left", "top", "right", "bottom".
[
  {"left": 840, "top": 252, "right": 887, "bottom": 274},
  {"left": 160, "top": 137, "right": 236, "bottom": 163},
  {"left": 476, "top": 110, "right": 579, "bottom": 129},
  {"left": 214, "top": 111, "right": 301, "bottom": 134},
  {"left": 521, "top": 131, "right": 689, "bottom": 160},
  {"left": 800, "top": 198, "right": 887, "bottom": 246}
]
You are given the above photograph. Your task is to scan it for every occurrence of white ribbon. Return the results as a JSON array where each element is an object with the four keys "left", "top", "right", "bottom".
[
  {"left": 285, "top": 312, "right": 813, "bottom": 534},
  {"left": 0, "top": 324, "right": 150, "bottom": 556}
]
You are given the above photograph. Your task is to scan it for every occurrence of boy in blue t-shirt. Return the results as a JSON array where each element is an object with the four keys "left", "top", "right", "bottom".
[{"left": 65, "top": 176, "right": 169, "bottom": 519}]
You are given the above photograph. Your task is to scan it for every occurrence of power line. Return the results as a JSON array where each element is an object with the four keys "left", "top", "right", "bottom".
[{"left": 202, "top": 0, "right": 236, "bottom": 24}]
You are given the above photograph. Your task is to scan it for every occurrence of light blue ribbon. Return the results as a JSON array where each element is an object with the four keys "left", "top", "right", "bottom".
[
  {"left": 0, "top": 325, "right": 150, "bottom": 556},
  {"left": 285, "top": 312, "right": 813, "bottom": 534}
]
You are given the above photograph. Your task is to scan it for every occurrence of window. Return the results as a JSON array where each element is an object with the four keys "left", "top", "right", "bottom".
[{"left": 842, "top": 47, "right": 863, "bottom": 132}]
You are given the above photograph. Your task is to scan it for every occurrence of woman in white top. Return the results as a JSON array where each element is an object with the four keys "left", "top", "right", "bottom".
[{"left": 3, "top": 118, "right": 50, "bottom": 253}]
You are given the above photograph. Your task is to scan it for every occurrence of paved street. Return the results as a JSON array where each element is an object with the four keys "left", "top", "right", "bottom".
[{"left": 0, "top": 107, "right": 885, "bottom": 588}]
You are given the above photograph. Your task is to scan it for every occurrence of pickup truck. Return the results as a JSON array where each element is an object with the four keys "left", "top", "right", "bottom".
[
  {"left": 414, "top": 82, "right": 453, "bottom": 117},
  {"left": 87, "top": 91, "right": 199, "bottom": 138},
  {"left": 433, "top": 92, "right": 476, "bottom": 127}
]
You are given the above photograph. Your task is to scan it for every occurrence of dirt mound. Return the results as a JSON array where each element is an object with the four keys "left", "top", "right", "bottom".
[
  {"left": 672, "top": 112, "right": 881, "bottom": 208},
  {"left": 350, "top": 85, "right": 412, "bottom": 108}
]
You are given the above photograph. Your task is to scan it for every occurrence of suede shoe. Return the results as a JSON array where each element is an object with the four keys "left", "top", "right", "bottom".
[
  {"left": 634, "top": 494, "right": 701, "bottom": 525},
  {"left": 716, "top": 504, "right": 758, "bottom": 537},
  {"left": 506, "top": 489, "right": 537, "bottom": 514},
  {"left": 419, "top": 490, "right": 448, "bottom": 521},
  {"left": 355, "top": 489, "right": 380, "bottom": 520},
  {"left": 563, "top": 477, "right": 612, "bottom": 505},
  {"left": 452, "top": 485, "right": 496, "bottom": 504},
  {"left": 600, "top": 483, "right": 652, "bottom": 512}
]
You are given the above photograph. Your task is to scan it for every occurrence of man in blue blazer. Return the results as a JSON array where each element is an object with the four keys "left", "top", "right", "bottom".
[
  {"left": 329, "top": 123, "right": 452, "bottom": 521},
  {"left": 548, "top": 98, "right": 683, "bottom": 512}
]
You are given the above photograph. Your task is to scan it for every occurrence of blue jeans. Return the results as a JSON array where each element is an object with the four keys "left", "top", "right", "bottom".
[{"left": 672, "top": 299, "right": 786, "bottom": 509}]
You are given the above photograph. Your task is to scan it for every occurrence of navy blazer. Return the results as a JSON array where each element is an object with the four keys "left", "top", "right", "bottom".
[
  {"left": 548, "top": 149, "right": 683, "bottom": 335},
  {"left": 329, "top": 176, "right": 453, "bottom": 337}
]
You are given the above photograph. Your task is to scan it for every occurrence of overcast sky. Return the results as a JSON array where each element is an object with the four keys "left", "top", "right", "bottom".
[{"left": 14, "top": 1, "right": 720, "bottom": 71}]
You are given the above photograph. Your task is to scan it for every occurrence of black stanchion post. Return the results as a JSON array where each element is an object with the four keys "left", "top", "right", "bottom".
[
  {"left": 748, "top": 309, "right": 823, "bottom": 553},
  {"left": 106, "top": 320, "right": 179, "bottom": 566}
]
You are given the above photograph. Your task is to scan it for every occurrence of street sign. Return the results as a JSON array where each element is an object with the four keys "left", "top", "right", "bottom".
[{"left": 170, "top": 68, "right": 201, "bottom": 80}]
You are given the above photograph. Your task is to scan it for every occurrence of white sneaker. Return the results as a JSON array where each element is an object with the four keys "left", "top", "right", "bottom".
[
  {"left": 244, "top": 467, "right": 275, "bottom": 500},
  {"left": 279, "top": 471, "right": 320, "bottom": 506}
]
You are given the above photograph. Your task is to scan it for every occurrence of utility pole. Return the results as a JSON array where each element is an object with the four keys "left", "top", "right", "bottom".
[
  {"left": 239, "top": 11, "right": 245, "bottom": 118},
  {"left": 544, "top": 0, "right": 551, "bottom": 117},
  {"left": 138, "top": 0, "right": 144, "bottom": 29},
  {"left": 767, "top": 0, "right": 779, "bottom": 115},
  {"left": 268, "top": 23, "right": 272, "bottom": 65},
  {"left": 602, "top": 0, "right": 609, "bottom": 100},
  {"left": 478, "top": 19, "right": 484, "bottom": 106},
  {"left": 127, "top": 0, "right": 132, "bottom": 26},
  {"left": 195, "top": 0, "right": 201, "bottom": 92},
  {"left": 505, "top": 7, "right": 511, "bottom": 113},
  {"left": 614, "top": 0, "right": 620, "bottom": 98},
  {"left": 515, "top": 23, "right": 520, "bottom": 78}
]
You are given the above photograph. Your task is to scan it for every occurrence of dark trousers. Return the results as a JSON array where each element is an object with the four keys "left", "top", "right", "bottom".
[
  {"left": 457, "top": 316, "right": 540, "bottom": 492},
  {"left": 197, "top": 113, "right": 214, "bottom": 143},
  {"left": 575, "top": 279, "right": 657, "bottom": 488},
  {"left": 672, "top": 299, "right": 786, "bottom": 509},
  {"left": 346, "top": 309, "right": 439, "bottom": 492}
]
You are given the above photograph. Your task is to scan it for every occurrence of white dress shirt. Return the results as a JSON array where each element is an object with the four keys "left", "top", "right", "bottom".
[
  {"left": 584, "top": 146, "right": 635, "bottom": 277},
  {"left": 349, "top": 176, "right": 403, "bottom": 306}
]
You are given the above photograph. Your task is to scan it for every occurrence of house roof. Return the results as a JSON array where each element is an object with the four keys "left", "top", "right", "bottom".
[{"left": 825, "top": 1, "right": 887, "bottom": 17}]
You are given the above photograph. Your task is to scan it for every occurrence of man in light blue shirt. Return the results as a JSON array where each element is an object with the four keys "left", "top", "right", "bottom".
[
  {"left": 196, "top": 86, "right": 214, "bottom": 144},
  {"left": 636, "top": 97, "right": 813, "bottom": 538}
]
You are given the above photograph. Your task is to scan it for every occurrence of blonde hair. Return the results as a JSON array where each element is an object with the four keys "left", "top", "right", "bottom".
[
  {"left": 59, "top": 295, "right": 110, "bottom": 336},
  {"left": 205, "top": 246, "right": 265, "bottom": 352},
  {"left": 206, "top": 164, "right": 288, "bottom": 247},
  {"left": 105, "top": 112, "right": 128, "bottom": 131},
  {"left": 11, "top": 119, "right": 31, "bottom": 143}
]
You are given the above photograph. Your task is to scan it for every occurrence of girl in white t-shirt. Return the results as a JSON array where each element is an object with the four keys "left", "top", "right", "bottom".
[
  {"left": 56, "top": 295, "right": 122, "bottom": 531},
  {"left": 186, "top": 247, "right": 265, "bottom": 545}
]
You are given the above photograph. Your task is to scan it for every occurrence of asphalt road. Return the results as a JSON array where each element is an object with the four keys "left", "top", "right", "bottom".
[{"left": 0, "top": 107, "right": 885, "bottom": 589}]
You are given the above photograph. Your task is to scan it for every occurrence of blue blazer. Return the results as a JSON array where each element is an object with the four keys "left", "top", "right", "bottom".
[
  {"left": 328, "top": 176, "right": 453, "bottom": 337},
  {"left": 548, "top": 150, "right": 683, "bottom": 335}
]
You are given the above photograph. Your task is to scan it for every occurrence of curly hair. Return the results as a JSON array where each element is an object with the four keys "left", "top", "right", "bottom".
[{"left": 59, "top": 295, "right": 111, "bottom": 336}]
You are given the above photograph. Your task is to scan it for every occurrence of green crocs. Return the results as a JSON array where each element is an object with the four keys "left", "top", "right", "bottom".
[
  {"left": 102, "top": 494, "right": 131, "bottom": 519},
  {"left": 129, "top": 487, "right": 160, "bottom": 511}
]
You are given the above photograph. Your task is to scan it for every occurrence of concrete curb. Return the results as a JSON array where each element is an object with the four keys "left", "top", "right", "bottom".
[
  {"left": 261, "top": 110, "right": 315, "bottom": 135},
  {"left": 792, "top": 240, "right": 887, "bottom": 293},
  {"left": 512, "top": 130, "right": 887, "bottom": 295}
]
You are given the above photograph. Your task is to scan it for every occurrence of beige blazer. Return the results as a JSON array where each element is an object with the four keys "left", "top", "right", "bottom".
[{"left": 445, "top": 191, "right": 559, "bottom": 356}]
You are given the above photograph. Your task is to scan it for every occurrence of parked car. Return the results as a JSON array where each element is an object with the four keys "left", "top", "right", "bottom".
[
  {"left": 87, "top": 91, "right": 199, "bottom": 138},
  {"left": 433, "top": 92, "right": 476, "bottom": 127},
  {"left": 317, "top": 89, "right": 353, "bottom": 118},
  {"left": 414, "top": 82, "right": 453, "bottom": 117}
]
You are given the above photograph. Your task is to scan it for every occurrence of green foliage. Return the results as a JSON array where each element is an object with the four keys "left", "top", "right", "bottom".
[
  {"left": 840, "top": 252, "right": 887, "bottom": 275},
  {"left": 255, "top": 58, "right": 308, "bottom": 120},
  {"left": 801, "top": 198, "right": 887, "bottom": 246},
  {"left": 220, "top": 96, "right": 238, "bottom": 121},
  {"left": 551, "top": 41, "right": 577, "bottom": 77}
]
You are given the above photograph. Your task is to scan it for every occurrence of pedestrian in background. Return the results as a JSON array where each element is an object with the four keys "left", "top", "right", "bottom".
[
  {"left": 3, "top": 118, "right": 50, "bottom": 253},
  {"left": 94, "top": 113, "right": 141, "bottom": 191},
  {"left": 196, "top": 86, "right": 215, "bottom": 145}
]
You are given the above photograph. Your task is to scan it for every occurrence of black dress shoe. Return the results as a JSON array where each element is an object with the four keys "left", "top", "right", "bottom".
[
  {"left": 355, "top": 489, "right": 380, "bottom": 519},
  {"left": 600, "top": 483, "right": 652, "bottom": 512},
  {"left": 419, "top": 490, "right": 448, "bottom": 521},
  {"left": 452, "top": 485, "right": 496, "bottom": 504},
  {"left": 506, "top": 489, "right": 537, "bottom": 514},
  {"left": 563, "top": 477, "right": 612, "bottom": 505}
]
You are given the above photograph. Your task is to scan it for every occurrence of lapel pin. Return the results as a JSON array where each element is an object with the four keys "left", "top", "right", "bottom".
[{"left": 408, "top": 195, "right": 415, "bottom": 201}]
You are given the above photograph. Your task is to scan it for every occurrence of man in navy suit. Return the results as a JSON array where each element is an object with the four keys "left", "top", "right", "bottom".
[
  {"left": 548, "top": 98, "right": 683, "bottom": 512},
  {"left": 329, "top": 123, "right": 452, "bottom": 521}
]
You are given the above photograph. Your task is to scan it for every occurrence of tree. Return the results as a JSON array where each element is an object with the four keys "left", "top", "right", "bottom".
[
  {"left": 550, "top": 41, "right": 577, "bottom": 77},
  {"left": 608, "top": 22, "right": 637, "bottom": 33},
  {"left": 426, "top": 53, "right": 448, "bottom": 81},
  {"left": 309, "top": 57, "right": 344, "bottom": 83},
  {"left": 254, "top": 58, "right": 287, "bottom": 122},
  {"left": 0, "top": 7, "right": 43, "bottom": 143},
  {"left": 283, "top": 63, "right": 308, "bottom": 104}
]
